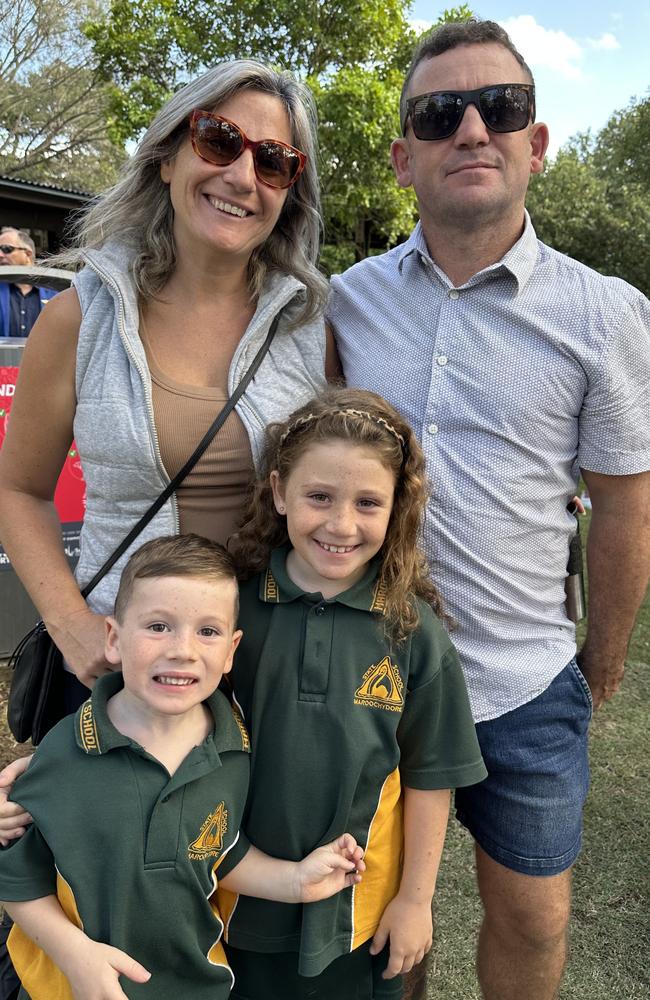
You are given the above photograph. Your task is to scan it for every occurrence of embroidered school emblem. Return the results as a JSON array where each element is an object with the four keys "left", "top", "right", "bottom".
[
  {"left": 78, "top": 701, "right": 100, "bottom": 754},
  {"left": 369, "top": 578, "right": 388, "bottom": 614},
  {"left": 188, "top": 802, "right": 228, "bottom": 861},
  {"left": 354, "top": 656, "right": 404, "bottom": 712},
  {"left": 263, "top": 568, "right": 280, "bottom": 602},
  {"left": 231, "top": 702, "right": 251, "bottom": 752}
]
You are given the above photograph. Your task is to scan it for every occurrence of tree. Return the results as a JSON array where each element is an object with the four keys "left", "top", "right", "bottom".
[
  {"left": 0, "top": 0, "right": 125, "bottom": 191},
  {"left": 592, "top": 95, "right": 650, "bottom": 188},
  {"left": 87, "top": 0, "right": 413, "bottom": 144},
  {"left": 527, "top": 95, "right": 650, "bottom": 296},
  {"left": 86, "top": 2, "right": 473, "bottom": 264}
]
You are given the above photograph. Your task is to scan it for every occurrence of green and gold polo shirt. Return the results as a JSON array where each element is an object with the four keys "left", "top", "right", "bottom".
[
  {"left": 226, "top": 547, "right": 486, "bottom": 977},
  {"left": 0, "top": 672, "right": 251, "bottom": 1000}
]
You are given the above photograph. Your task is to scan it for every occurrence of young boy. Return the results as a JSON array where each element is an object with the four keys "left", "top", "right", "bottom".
[{"left": 0, "top": 535, "right": 364, "bottom": 1000}]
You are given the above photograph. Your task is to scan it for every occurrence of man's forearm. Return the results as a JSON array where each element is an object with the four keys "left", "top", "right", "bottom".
[{"left": 579, "top": 470, "right": 650, "bottom": 704}]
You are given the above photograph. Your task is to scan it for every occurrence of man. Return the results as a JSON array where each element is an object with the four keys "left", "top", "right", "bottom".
[
  {"left": 328, "top": 19, "right": 650, "bottom": 1000},
  {"left": 0, "top": 228, "right": 57, "bottom": 337}
]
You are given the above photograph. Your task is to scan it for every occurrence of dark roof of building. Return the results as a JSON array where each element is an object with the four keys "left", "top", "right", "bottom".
[{"left": 0, "top": 174, "right": 93, "bottom": 204}]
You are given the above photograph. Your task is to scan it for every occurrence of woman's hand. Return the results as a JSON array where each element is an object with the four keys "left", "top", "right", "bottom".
[
  {"left": 50, "top": 607, "right": 118, "bottom": 688},
  {"left": 0, "top": 755, "right": 33, "bottom": 845},
  {"left": 370, "top": 895, "right": 433, "bottom": 978}
]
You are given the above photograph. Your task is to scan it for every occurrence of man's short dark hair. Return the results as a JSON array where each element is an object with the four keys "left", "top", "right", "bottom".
[{"left": 400, "top": 19, "right": 535, "bottom": 132}]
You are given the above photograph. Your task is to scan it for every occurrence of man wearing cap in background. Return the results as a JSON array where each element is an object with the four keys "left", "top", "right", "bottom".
[
  {"left": 329, "top": 18, "right": 650, "bottom": 1000},
  {"left": 0, "top": 228, "right": 57, "bottom": 338}
]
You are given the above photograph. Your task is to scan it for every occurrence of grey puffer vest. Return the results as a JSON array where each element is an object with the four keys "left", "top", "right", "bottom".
[{"left": 73, "top": 243, "right": 327, "bottom": 615}]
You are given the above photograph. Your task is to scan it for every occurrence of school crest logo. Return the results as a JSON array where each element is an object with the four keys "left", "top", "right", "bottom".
[
  {"left": 354, "top": 656, "right": 404, "bottom": 712},
  {"left": 188, "top": 802, "right": 228, "bottom": 861}
]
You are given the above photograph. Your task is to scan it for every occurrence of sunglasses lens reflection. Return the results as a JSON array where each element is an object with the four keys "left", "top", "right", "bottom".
[
  {"left": 195, "top": 118, "right": 243, "bottom": 165},
  {"left": 255, "top": 142, "right": 300, "bottom": 187},
  {"left": 479, "top": 87, "right": 530, "bottom": 132}
]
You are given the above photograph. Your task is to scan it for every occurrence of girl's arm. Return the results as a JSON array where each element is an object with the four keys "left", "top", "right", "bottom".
[
  {"left": 1, "top": 896, "right": 150, "bottom": 1000},
  {"left": 219, "top": 834, "right": 364, "bottom": 903},
  {"left": 370, "top": 787, "right": 451, "bottom": 979},
  {"left": 0, "top": 290, "right": 113, "bottom": 686}
]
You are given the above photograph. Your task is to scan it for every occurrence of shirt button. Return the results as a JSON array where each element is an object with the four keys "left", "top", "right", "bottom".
[
  {"left": 427, "top": 423, "right": 439, "bottom": 435},
  {"left": 436, "top": 355, "right": 448, "bottom": 366},
  {"left": 448, "top": 289, "right": 460, "bottom": 299},
  {"left": 315, "top": 604, "right": 326, "bottom": 616}
]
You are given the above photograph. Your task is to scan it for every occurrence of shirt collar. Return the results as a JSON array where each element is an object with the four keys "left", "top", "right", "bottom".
[
  {"left": 397, "top": 212, "right": 539, "bottom": 294},
  {"left": 74, "top": 672, "right": 250, "bottom": 757},
  {"left": 259, "top": 545, "right": 387, "bottom": 614}
]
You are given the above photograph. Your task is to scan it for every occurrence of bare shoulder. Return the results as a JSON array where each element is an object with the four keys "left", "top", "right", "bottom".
[
  {"left": 22, "top": 287, "right": 81, "bottom": 371},
  {"left": 0, "top": 289, "right": 81, "bottom": 491}
]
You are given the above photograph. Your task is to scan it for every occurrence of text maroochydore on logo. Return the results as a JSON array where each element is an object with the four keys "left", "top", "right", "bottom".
[
  {"left": 354, "top": 656, "right": 404, "bottom": 712},
  {"left": 188, "top": 802, "right": 228, "bottom": 861}
]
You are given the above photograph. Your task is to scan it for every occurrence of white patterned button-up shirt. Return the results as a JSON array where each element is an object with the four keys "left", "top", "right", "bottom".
[{"left": 328, "top": 215, "right": 650, "bottom": 722}]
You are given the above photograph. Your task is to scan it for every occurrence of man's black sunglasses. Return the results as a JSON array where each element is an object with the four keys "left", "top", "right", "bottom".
[
  {"left": 402, "top": 84, "right": 535, "bottom": 141},
  {"left": 0, "top": 243, "right": 31, "bottom": 255}
]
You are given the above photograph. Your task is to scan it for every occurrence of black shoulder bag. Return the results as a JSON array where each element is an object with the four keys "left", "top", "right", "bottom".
[{"left": 7, "top": 315, "right": 280, "bottom": 745}]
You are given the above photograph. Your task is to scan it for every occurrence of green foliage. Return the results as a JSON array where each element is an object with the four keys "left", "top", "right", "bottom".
[
  {"left": 0, "top": 0, "right": 125, "bottom": 192},
  {"left": 87, "top": 0, "right": 413, "bottom": 136},
  {"left": 313, "top": 66, "right": 417, "bottom": 266},
  {"left": 527, "top": 95, "right": 650, "bottom": 295}
]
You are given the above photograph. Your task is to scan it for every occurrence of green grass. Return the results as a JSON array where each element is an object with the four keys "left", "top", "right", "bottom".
[{"left": 427, "top": 515, "right": 650, "bottom": 998}]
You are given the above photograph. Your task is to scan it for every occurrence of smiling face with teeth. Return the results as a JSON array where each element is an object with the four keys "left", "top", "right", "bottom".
[
  {"left": 105, "top": 575, "right": 242, "bottom": 722},
  {"left": 270, "top": 440, "right": 396, "bottom": 599},
  {"left": 160, "top": 89, "right": 293, "bottom": 270}
]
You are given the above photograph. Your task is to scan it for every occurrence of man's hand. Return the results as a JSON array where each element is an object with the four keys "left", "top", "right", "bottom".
[
  {"left": 63, "top": 940, "right": 150, "bottom": 1000},
  {"left": 294, "top": 834, "right": 365, "bottom": 903},
  {"left": 577, "top": 648, "right": 625, "bottom": 710},
  {"left": 0, "top": 755, "right": 33, "bottom": 845},
  {"left": 370, "top": 895, "right": 433, "bottom": 978}
]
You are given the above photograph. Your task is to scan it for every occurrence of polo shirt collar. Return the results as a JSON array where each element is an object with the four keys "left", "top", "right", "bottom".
[
  {"left": 259, "top": 545, "right": 387, "bottom": 615},
  {"left": 74, "top": 672, "right": 250, "bottom": 757},
  {"left": 397, "top": 212, "right": 539, "bottom": 294}
]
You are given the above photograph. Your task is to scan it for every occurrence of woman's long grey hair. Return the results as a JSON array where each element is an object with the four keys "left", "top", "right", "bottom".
[{"left": 60, "top": 60, "right": 328, "bottom": 320}]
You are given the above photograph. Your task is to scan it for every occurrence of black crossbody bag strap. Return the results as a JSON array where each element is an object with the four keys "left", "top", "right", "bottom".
[{"left": 80, "top": 313, "right": 280, "bottom": 598}]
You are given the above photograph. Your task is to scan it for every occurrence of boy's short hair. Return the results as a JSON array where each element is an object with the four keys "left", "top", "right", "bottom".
[{"left": 114, "top": 534, "right": 239, "bottom": 623}]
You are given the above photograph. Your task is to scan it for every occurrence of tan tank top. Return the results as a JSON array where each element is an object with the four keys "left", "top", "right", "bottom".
[{"left": 142, "top": 333, "right": 255, "bottom": 546}]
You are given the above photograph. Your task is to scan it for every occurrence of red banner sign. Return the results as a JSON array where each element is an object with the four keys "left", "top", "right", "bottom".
[{"left": 0, "top": 365, "right": 85, "bottom": 523}]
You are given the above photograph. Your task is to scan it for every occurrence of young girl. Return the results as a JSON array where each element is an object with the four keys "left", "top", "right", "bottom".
[{"left": 224, "top": 387, "right": 487, "bottom": 1000}]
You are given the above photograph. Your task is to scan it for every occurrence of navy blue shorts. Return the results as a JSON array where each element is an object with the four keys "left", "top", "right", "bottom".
[{"left": 455, "top": 658, "right": 592, "bottom": 876}]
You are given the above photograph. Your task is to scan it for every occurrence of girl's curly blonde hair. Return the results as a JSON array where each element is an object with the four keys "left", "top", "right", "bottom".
[{"left": 232, "top": 387, "right": 448, "bottom": 642}]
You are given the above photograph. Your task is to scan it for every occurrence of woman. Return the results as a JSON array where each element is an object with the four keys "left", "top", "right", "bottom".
[{"left": 0, "top": 59, "right": 338, "bottom": 698}]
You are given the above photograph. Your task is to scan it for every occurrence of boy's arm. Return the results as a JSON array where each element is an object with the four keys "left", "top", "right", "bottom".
[
  {"left": 218, "top": 834, "right": 364, "bottom": 903},
  {"left": 370, "top": 787, "right": 450, "bottom": 979},
  {"left": 2, "top": 896, "right": 150, "bottom": 1000}
]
